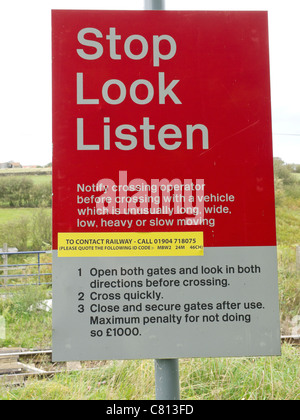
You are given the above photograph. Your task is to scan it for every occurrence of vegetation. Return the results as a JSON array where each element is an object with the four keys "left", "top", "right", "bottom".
[
  {"left": 0, "top": 208, "right": 51, "bottom": 251},
  {"left": 0, "top": 286, "right": 52, "bottom": 349},
  {"left": 274, "top": 158, "right": 300, "bottom": 326},
  {"left": 0, "top": 159, "right": 299, "bottom": 400},
  {"left": 0, "top": 167, "right": 51, "bottom": 176},
  {"left": 0, "top": 344, "right": 298, "bottom": 400},
  {"left": 0, "top": 174, "right": 52, "bottom": 251},
  {"left": 0, "top": 175, "right": 51, "bottom": 208}
]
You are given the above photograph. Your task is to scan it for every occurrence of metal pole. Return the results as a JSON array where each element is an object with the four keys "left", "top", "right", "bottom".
[
  {"left": 155, "top": 359, "right": 180, "bottom": 400},
  {"left": 3, "top": 243, "right": 8, "bottom": 286},
  {"left": 144, "top": 0, "right": 180, "bottom": 401},
  {"left": 144, "top": 0, "right": 165, "bottom": 10},
  {"left": 38, "top": 252, "right": 41, "bottom": 285}
]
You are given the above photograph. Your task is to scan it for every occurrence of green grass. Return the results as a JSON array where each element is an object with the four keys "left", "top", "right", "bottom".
[
  {"left": 0, "top": 208, "right": 52, "bottom": 250},
  {"left": 0, "top": 344, "right": 298, "bottom": 400},
  {"left": 276, "top": 200, "right": 300, "bottom": 321},
  {"left": 0, "top": 208, "right": 50, "bottom": 224},
  {"left": 293, "top": 173, "right": 300, "bottom": 181},
  {"left": 276, "top": 206, "right": 300, "bottom": 245},
  {"left": 0, "top": 172, "right": 51, "bottom": 187},
  {"left": 0, "top": 168, "right": 51, "bottom": 176},
  {"left": 26, "top": 175, "right": 51, "bottom": 186},
  {"left": 275, "top": 178, "right": 300, "bottom": 325},
  {"left": 0, "top": 286, "right": 52, "bottom": 349}
]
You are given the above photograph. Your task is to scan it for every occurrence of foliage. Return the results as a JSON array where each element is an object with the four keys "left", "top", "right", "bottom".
[
  {"left": 287, "top": 163, "right": 300, "bottom": 173},
  {"left": 273, "top": 158, "right": 296, "bottom": 186},
  {"left": 0, "top": 217, "right": 30, "bottom": 251},
  {"left": 0, "top": 209, "right": 52, "bottom": 251},
  {"left": 0, "top": 176, "right": 51, "bottom": 208},
  {"left": 0, "top": 286, "right": 52, "bottom": 349},
  {"left": 274, "top": 158, "right": 300, "bottom": 327},
  {"left": 0, "top": 175, "right": 52, "bottom": 250},
  {"left": 31, "top": 209, "right": 52, "bottom": 250}
]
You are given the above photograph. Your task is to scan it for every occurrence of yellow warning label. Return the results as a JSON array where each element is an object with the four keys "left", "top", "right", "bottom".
[{"left": 58, "top": 232, "right": 203, "bottom": 258}]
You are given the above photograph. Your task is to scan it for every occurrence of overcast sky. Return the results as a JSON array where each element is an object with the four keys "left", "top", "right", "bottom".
[{"left": 0, "top": 0, "right": 299, "bottom": 166}]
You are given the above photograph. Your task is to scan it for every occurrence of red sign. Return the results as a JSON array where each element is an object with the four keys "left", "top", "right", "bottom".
[
  {"left": 52, "top": 10, "right": 276, "bottom": 250},
  {"left": 52, "top": 11, "right": 281, "bottom": 362}
]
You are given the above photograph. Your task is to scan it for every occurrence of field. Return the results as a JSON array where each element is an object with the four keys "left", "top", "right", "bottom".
[
  {"left": 0, "top": 162, "right": 299, "bottom": 400},
  {"left": 0, "top": 208, "right": 51, "bottom": 224},
  {"left": 0, "top": 173, "right": 52, "bottom": 251},
  {"left": 0, "top": 168, "right": 51, "bottom": 176}
]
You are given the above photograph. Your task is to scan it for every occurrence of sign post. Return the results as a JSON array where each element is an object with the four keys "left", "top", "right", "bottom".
[
  {"left": 145, "top": 0, "right": 165, "bottom": 10},
  {"left": 52, "top": 6, "right": 281, "bottom": 399},
  {"left": 144, "top": 0, "right": 180, "bottom": 401}
]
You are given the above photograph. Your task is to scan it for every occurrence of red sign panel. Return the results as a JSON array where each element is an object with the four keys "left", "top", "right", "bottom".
[{"left": 52, "top": 10, "right": 276, "bottom": 251}]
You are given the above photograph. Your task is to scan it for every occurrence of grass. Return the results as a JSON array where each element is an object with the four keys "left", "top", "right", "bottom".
[
  {"left": 26, "top": 175, "right": 51, "bottom": 186},
  {"left": 275, "top": 181, "right": 300, "bottom": 326},
  {"left": 0, "top": 173, "right": 51, "bottom": 225},
  {"left": 0, "top": 174, "right": 52, "bottom": 186},
  {"left": 276, "top": 201, "right": 300, "bottom": 245},
  {"left": 0, "top": 344, "right": 298, "bottom": 400},
  {"left": 277, "top": 242, "right": 300, "bottom": 324},
  {"left": 293, "top": 173, "right": 300, "bottom": 181},
  {"left": 0, "top": 208, "right": 51, "bottom": 224},
  {"left": 0, "top": 208, "right": 52, "bottom": 251},
  {"left": 0, "top": 285, "right": 52, "bottom": 349},
  {"left": 0, "top": 168, "right": 51, "bottom": 176}
]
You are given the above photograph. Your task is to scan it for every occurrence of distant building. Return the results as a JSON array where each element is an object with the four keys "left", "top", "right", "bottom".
[
  {"left": 0, "top": 162, "right": 12, "bottom": 169},
  {"left": 10, "top": 162, "right": 22, "bottom": 168},
  {"left": 0, "top": 161, "right": 22, "bottom": 169}
]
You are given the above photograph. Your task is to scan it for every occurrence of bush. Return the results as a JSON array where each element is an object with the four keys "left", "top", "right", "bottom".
[
  {"left": 31, "top": 209, "right": 52, "bottom": 250},
  {"left": 273, "top": 158, "right": 295, "bottom": 186},
  {"left": 274, "top": 158, "right": 300, "bottom": 204},
  {"left": 0, "top": 217, "right": 30, "bottom": 251},
  {"left": 30, "top": 183, "right": 52, "bottom": 208},
  {"left": 287, "top": 163, "right": 300, "bottom": 173},
  {"left": 5, "top": 286, "right": 50, "bottom": 316},
  {"left": 0, "top": 285, "right": 52, "bottom": 349},
  {"left": 0, "top": 177, "right": 33, "bottom": 207},
  {"left": 0, "top": 176, "right": 52, "bottom": 208},
  {"left": 0, "top": 209, "right": 51, "bottom": 251}
]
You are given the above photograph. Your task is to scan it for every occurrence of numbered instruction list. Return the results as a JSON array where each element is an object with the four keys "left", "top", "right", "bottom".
[{"left": 52, "top": 246, "right": 281, "bottom": 361}]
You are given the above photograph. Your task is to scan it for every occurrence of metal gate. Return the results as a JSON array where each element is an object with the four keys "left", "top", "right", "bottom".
[{"left": 0, "top": 249, "right": 52, "bottom": 287}]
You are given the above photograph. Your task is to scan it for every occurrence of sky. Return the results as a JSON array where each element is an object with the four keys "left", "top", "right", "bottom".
[{"left": 0, "top": 0, "right": 299, "bottom": 166}]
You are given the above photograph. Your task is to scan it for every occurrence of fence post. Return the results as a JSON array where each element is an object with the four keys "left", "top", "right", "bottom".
[
  {"left": 38, "top": 252, "right": 41, "bottom": 285},
  {"left": 2, "top": 243, "right": 8, "bottom": 286}
]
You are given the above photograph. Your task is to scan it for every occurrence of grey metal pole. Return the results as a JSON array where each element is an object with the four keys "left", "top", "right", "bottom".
[
  {"left": 155, "top": 359, "right": 180, "bottom": 400},
  {"left": 3, "top": 243, "right": 8, "bottom": 286},
  {"left": 144, "top": 0, "right": 165, "bottom": 10},
  {"left": 144, "top": 0, "right": 180, "bottom": 402}
]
